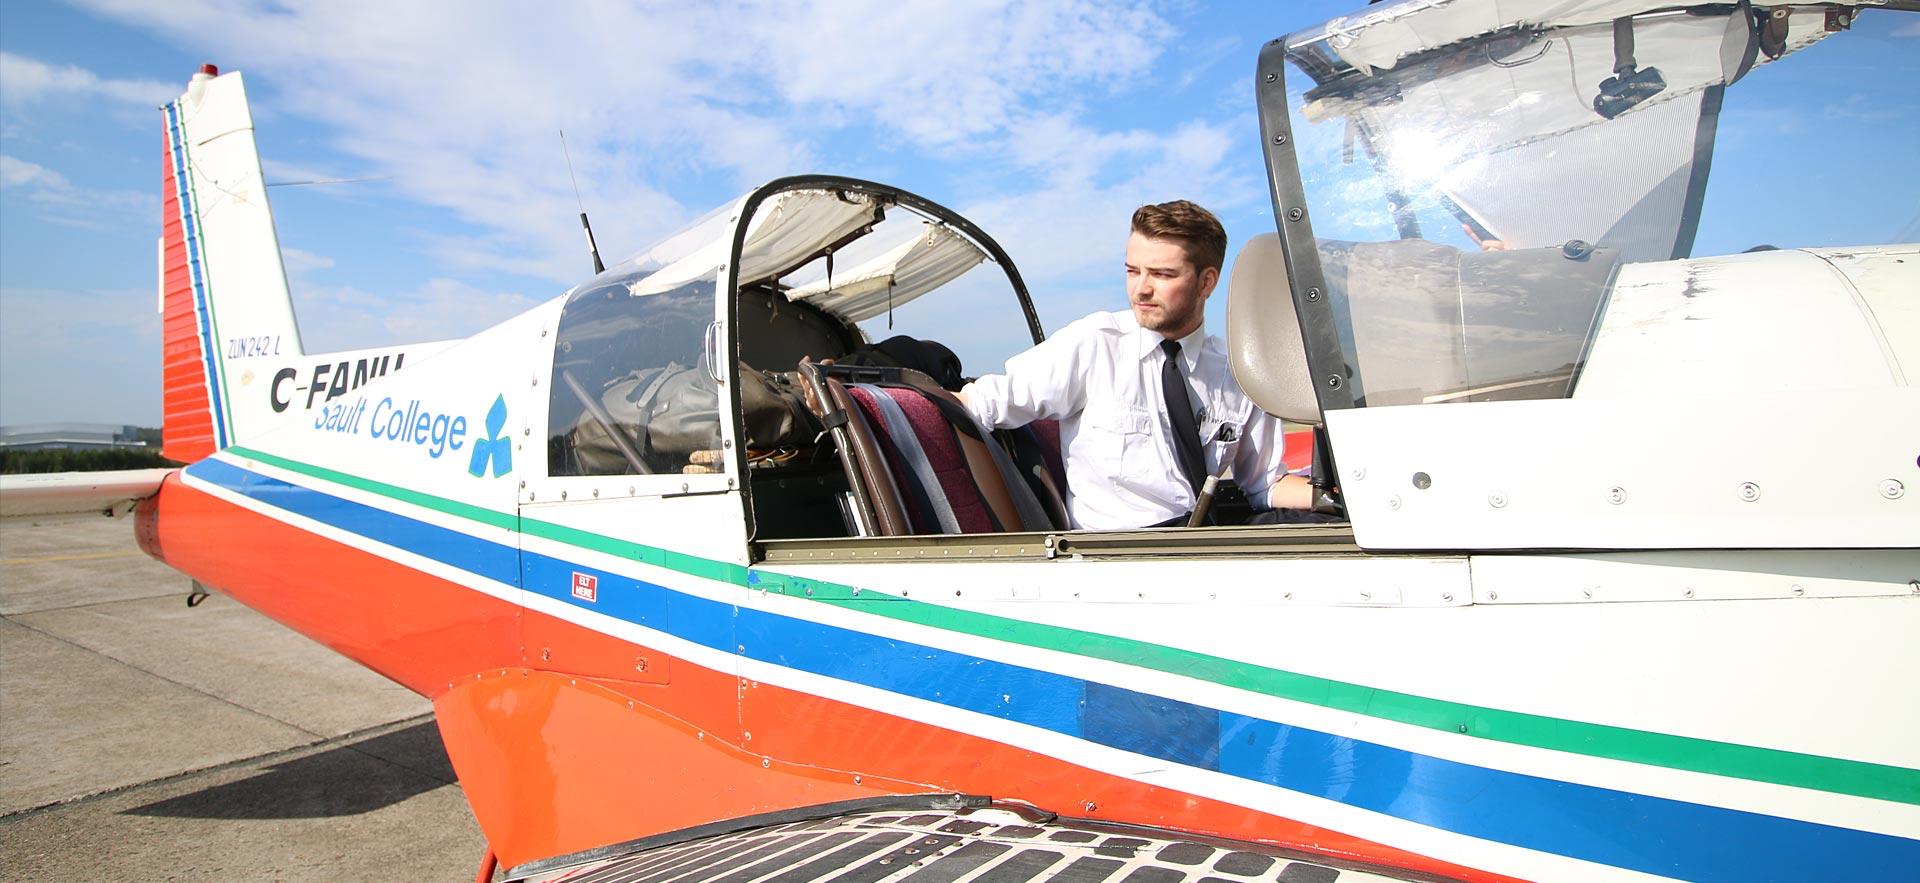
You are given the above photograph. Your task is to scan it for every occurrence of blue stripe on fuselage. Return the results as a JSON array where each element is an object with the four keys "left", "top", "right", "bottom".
[{"left": 182, "top": 457, "right": 1920, "bottom": 882}]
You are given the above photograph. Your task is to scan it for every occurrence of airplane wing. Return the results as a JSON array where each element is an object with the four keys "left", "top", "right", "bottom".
[
  {"left": 507, "top": 795, "right": 1416, "bottom": 883},
  {"left": 0, "top": 468, "right": 175, "bottom": 520}
]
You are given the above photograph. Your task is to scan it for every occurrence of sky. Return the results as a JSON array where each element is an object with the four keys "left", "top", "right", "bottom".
[{"left": 1, "top": 0, "right": 1916, "bottom": 427}]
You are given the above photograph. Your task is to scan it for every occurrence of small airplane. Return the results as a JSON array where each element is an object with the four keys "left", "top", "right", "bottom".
[{"left": 6, "top": 0, "right": 1916, "bottom": 880}]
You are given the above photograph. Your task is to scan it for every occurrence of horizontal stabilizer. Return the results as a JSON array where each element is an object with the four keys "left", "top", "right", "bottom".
[{"left": 0, "top": 468, "right": 174, "bottom": 519}]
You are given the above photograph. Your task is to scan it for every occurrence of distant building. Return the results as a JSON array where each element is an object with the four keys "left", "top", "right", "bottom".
[{"left": 0, "top": 423, "right": 152, "bottom": 452}]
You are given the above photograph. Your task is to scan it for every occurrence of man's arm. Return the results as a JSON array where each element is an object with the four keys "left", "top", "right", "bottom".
[
  {"left": 1233, "top": 409, "right": 1310, "bottom": 510},
  {"left": 959, "top": 317, "right": 1097, "bottom": 429},
  {"left": 1268, "top": 472, "right": 1314, "bottom": 510}
]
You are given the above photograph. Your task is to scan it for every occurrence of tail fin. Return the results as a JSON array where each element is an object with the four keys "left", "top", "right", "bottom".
[{"left": 160, "top": 65, "right": 303, "bottom": 462}]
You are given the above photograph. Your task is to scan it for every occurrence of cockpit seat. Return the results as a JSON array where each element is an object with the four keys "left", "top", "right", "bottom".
[
  {"left": 821, "top": 377, "right": 913, "bottom": 536},
  {"left": 810, "top": 363, "right": 1057, "bottom": 536},
  {"left": 1227, "top": 233, "right": 1319, "bottom": 425},
  {"left": 848, "top": 385, "right": 996, "bottom": 533}
]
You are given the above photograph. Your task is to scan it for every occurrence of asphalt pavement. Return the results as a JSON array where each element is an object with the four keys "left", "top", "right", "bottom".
[{"left": 0, "top": 512, "right": 488, "bottom": 880}]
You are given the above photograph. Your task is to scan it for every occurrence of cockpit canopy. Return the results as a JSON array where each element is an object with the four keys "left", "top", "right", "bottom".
[
  {"left": 1264, "top": 0, "right": 1915, "bottom": 408},
  {"left": 544, "top": 181, "right": 1030, "bottom": 478}
]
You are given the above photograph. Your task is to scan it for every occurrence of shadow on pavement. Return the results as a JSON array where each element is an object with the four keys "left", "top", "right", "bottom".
[{"left": 122, "top": 720, "right": 458, "bottom": 820}]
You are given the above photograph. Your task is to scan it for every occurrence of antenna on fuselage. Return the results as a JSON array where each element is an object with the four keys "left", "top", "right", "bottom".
[{"left": 560, "top": 129, "right": 605, "bottom": 275}]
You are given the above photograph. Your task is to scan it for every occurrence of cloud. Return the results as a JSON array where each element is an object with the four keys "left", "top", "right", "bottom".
[
  {"left": 0, "top": 285, "right": 161, "bottom": 424},
  {"left": 68, "top": 0, "right": 1202, "bottom": 288},
  {"left": 280, "top": 246, "right": 336, "bottom": 275},
  {"left": 0, "top": 52, "right": 177, "bottom": 106},
  {"left": 293, "top": 277, "right": 544, "bottom": 353},
  {"left": 0, "top": 153, "right": 158, "bottom": 230}
]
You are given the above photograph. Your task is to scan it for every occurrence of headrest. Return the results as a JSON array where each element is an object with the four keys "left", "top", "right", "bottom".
[{"left": 1226, "top": 233, "right": 1321, "bottom": 424}]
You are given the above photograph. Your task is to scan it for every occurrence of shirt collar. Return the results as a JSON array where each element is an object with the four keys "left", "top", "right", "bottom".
[{"left": 1136, "top": 320, "right": 1206, "bottom": 372}]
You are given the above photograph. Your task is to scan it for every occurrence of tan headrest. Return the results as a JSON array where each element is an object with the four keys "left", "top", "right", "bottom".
[{"left": 1226, "top": 233, "right": 1321, "bottom": 425}]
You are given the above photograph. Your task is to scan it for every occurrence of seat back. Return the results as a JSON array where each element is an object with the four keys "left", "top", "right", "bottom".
[
  {"left": 1227, "top": 232, "right": 1321, "bottom": 425},
  {"left": 825, "top": 364, "right": 1056, "bottom": 534},
  {"left": 823, "top": 377, "right": 912, "bottom": 536}
]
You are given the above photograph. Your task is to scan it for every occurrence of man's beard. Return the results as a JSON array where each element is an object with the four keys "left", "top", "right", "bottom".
[{"left": 1134, "top": 300, "right": 1198, "bottom": 333}]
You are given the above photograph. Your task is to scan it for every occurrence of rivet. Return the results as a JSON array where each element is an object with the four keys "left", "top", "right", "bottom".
[
  {"left": 1387, "top": 494, "right": 1402, "bottom": 510},
  {"left": 1352, "top": 467, "right": 1366, "bottom": 480},
  {"left": 1359, "top": 591, "right": 1372, "bottom": 600},
  {"left": 531, "top": 375, "right": 538, "bottom": 386},
  {"left": 744, "top": 730, "right": 752, "bottom": 740},
  {"left": 1910, "top": 580, "right": 1919, "bottom": 594},
  {"left": 1880, "top": 479, "right": 1905, "bottom": 500},
  {"left": 1792, "top": 584, "right": 1805, "bottom": 596},
  {"left": 541, "top": 648, "right": 551, "bottom": 660},
  {"left": 681, "top": 482, "right": 690, "bottom": 492},
  {"left": 1684, "top": 588, "right": 1695, "bottom": 598},
  {"left": 1263, "top": 72, "right": 1277, "bottom": 83},
  {"left": 762, "top": 757, "right": 771, "bottom": 768},
  {"left": 523, "top": 427, "right": 530, "bottom": 436},
  {"left": 1326, "top": 375, "right": 1343, "bottom": 390},
  {"left": 540, "top": 328, "right": 547, "bottom": 337},
  {"left": 1457, "top": 724, "right": 1468, "bottom": 733},
  {"left": 627, "top": 700, "right": 634, "bottom": 709},
  {"left": 1607, "top": 486, "right": 1627, "bottom": 505},
  {"left": 1412, "top": 472, "right": 1432, "bottom": 490},
  {"left": 805, "top": 588, "right": 814, "bottom": 596},
  {"left": 854, "top": 775, "right": 862, "bottom": 785},
  {"left": 1083, "top": 801, "right": 1098, "bottom": 812},
  {"left": 1283, "top": 592, "right": 1293, "bottom": 601},
  {"left": 1305, "top": 286, "right": 1321, "bottom": 302},
  {"left": 1441, "top": 592, "right": 1453, "bottom": 602},
  {"left": 1488, "top": 491, "right": 1508, "bottom": 508},
  {"left": 852, "top": 587, "right": 861, "bottom": 595},
  {"left": 560, "top": 490, "right": 568, "bottom": 500},
  {"left": 628, "top": 486, "right": 635, "bottom": 494},
  {"left": 1287, "top": 207, "right": 1304, "bottom": 222},
  {"left": 724, "top": 438, "right": 734, "bottom": 449},
  {"left": 519, "top": 480, "right": 527, "bottom": 489},
  {"left": 592, "top": 488, "right": 599, "bottom": 497},
  {"left": 1487, "top": 591, "right": 1498, "bottom": 601},
  {"left": 1739, "top": 482, "right": 1762, "bottom": 502},
  {"left": 1273, "top": 133, "right": 1287, "bottom": 145}
]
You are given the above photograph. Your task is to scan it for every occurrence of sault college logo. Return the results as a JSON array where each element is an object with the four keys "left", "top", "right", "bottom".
[{"left": 467, "top": 394, "right": 514, "bottom": 478}]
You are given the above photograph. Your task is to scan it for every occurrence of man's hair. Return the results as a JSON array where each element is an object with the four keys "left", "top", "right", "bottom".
[{"left": 1131, "top": 200, "right": 1227, "bottom": 273}]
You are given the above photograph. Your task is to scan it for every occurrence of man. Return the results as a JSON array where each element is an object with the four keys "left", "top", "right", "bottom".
[{"left": 960, "top": 200, "right": 1311, "bottom": 530}]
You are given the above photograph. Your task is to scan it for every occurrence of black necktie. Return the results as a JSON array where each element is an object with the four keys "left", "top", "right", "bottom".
[{"left": 1159, "top": 339, "right": 1208, "bottom": 500}]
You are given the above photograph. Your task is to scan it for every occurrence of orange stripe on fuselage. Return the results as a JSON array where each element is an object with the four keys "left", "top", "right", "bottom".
[
  {"left": 147, "top": 473, "right": 519, "bottom": 694},
  {"left": 145, "top": 476, "right": 1506, "bottom": 882}
]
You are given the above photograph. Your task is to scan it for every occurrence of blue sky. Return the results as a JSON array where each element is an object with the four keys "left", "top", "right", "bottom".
[{"left": 1, "top": 0, "right": 1915, "bottom": 426}]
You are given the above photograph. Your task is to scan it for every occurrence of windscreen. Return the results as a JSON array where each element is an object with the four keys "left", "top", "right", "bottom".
[{"left": 1276, "top": 2, "right": 1876, "bottom": 407}]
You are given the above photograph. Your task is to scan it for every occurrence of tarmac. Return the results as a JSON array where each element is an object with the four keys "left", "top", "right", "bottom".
[{"left": 0, "top": 513, "right": 489, "bottom": 880}]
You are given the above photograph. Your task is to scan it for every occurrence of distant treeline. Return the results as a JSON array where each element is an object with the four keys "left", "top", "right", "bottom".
[{"left": 1, "top": 428, "right": 181, "bottom": 474}]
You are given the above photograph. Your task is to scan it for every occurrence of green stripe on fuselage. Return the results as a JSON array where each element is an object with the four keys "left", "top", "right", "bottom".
[{"left": 217, "top": 445, "right": 1920, "bottom": 805}]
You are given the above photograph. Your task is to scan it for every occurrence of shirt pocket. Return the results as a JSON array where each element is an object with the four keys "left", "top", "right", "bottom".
[
  {"left": 1198, "top": 397, "right": 1254, "bottom": 475},
  {"left": 1086, "top": 405, "right": 1155, "bottom": 482}
]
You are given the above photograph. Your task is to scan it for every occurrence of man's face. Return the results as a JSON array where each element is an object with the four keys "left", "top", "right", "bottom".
[{"left": 1125, "top": 232, "right": 1218, "bottom": 339}]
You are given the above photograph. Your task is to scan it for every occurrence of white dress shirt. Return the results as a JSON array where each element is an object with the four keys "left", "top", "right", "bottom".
[{"left": 962, "top": 310, "right": 1290, "bottom": 530}]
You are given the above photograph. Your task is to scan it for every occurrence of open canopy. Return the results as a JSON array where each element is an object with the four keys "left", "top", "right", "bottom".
[
  {"left": 1285, "top": 0, "right": 1842, "bottom": 262},
  {"left": 783, "top": 222, "right": 985, "bottom": 323}
]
